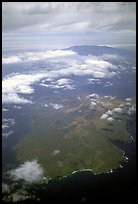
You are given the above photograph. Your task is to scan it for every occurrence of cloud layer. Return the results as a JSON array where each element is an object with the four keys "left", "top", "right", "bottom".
[
  {"left": 3, "top": 2, "right": 136, "bottom": 34},
  {"left": 2, "top": 49, "right": 119, "bottom": 104},
  {"left": 2, "top": 2, "right": 136, "bottom": 50}
]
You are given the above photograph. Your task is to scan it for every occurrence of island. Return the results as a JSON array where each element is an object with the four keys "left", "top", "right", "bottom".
[{"left": 13, "top": 93, "right": 136, "bottom": 179}]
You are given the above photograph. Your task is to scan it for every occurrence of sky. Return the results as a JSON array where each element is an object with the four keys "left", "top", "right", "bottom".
[{"left": 2, "top": 2, "right": 136, "bottom": 51}]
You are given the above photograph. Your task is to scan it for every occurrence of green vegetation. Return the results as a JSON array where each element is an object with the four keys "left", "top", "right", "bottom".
[{"left": 13, "top": 94, "right": 136, "bottom": 179}]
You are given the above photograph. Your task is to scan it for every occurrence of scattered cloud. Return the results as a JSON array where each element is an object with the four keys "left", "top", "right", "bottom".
[
  {"left": 87, "top": 93, "right": 99, "bottom": 99},
  {"left": 50, "top": 103, "right": 63, "bottom": 110},
  {"left": 13, "top": 105, "right": 22, "bottom": 109},
  {"left": 2, "top": 108, "right": 8, "bottom": 112},
  {"left": 90, "top": 101, "right": 97, "bottom": 110},
  {"left": 2, "top": 118, "right": 15, "bottom": 131},
  {"left": 107, "top": 117, "right": 114, "bottom": 121},
  {"left": 9, "top": 160, "right": 45, "bottom": 183},
  {"left": 87, "top": 78, "right": 101, "bottom": 84},
  {"left": 100, "top": 113, "right": 109, "bottom": 119},
  {"left": 128, "top": 106, "right": 136, "bottom": 115},
  {"left": 113, "top": 107, "right": 123, "bottom": 113},
  {"left": 104, "top": 95, "right": 116, "bottom": 100},
  {"left": 126, "top": 98, "right": 133, "bottom": 102},
  {"left": 119, "top": 104, "right": 125, "bottom": 108},
  {"left": 104, "top": 81, "right": 114, "bottom": 87},
  {"left": 3, "top": 130, "right": 14, "bottom": 138},
  {"left": 100, "top": 109, "right": 114, "bottom": 121},
  {"left": 40, "top": 78, "right": 75, "bottom": 90},
  {"left": 2, "top": 124, "right": 9, "bottom": 129},
  {"left": 51, "top": 149, "right": 60, "bottom": 156}
]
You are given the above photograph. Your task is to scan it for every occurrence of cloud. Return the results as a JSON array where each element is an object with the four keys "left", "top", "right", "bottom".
[
  {"left": 126, "top": 98, "right": 133, "bottom": 102},
  {"left": 104, "top": 95, "right": 116, "bottom": 100},
  {"left": 3, "top": 130, "right": 14, "bottom": 138},
  {"left": 51, "top": 149, "right": 60, "bottom": 156},
  {"left": 113, "top": 107, "right": 123, "bottom": 113},
  {"left": 2, "top": 3, "right": 136, "bottom": 50},
  {"left": 2, "top": 118, "right": 15, "bottom": 130},
  {"left": 2, "top": 124, "right": 9, "bottom": 129},
  {"left": 2, "top": 2, "right": 136, "bottom": 34},
  {"left": 107, "top": 117, "right": 114, "bottom": 121},
  {"left": 90, "top": 101, "right": 97, "bottom": 110},
  {"left": 3, "top": 49, "right": 119, "bottom": 104},
  {"left": 104, "top": 81, "right": 114, "bottom": 87},
  {"left": 13, "top": 105, "right": 22, "bottom": 109},
  {"left": 100, "top": 109, "right": 114, "bottom": 121},
  {"left": 100, "top": 113, "right": 108, "bottom": 119},
  {"left": 128, "top": 106, "right": 136, "bottom": 115},
  {"left": 2, "top": 108, "right": 8, "bottom": 112},
  {"left": 2, "top": 56, "right": 22, "bottom": 64},
  {"left": 9, "top": 160, "right": 45, "bottom": 183},
  {"left": 87, "top": 93, "right": 99, "bottom": 99},
  {"left": 2, "top": 50, "right": 76, "bottom": 64},
  {"left": 50, "top": 103, "right": 63, "bottom": 110},
  {"left": 2, "top": 73, "right": 48, "bottom": 104},
  {"left": 87, "top": 78, "right": 101, "bottom": 84}
]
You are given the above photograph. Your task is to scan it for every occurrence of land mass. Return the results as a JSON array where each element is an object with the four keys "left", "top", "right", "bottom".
[{"left": 13, "top": 94, "right": 136, "bottom": 179}]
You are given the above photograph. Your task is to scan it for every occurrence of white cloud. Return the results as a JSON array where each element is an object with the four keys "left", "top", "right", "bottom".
[
  {"left": 87, "top": 93, "right": 99, "bottom": 99},
  {"left": 104, "top": 95, "right": 116, "bottom": 100},
  {"left": 2, "top": 118, "right": 15, "bottom": 131},
  {"left": 44, "top": 104, "right": 48, "bottom": 107},
  {"left": 2, "top": 56, "right": 22, "bottom": 64},
  {"left": 128, "top": 106, "right": 136, "bottom": 115},
  {"left": 100, "top": 113, "right": 109, "bottom": 119},
  {"left": 2, "top": 73, "right": 48, "bottom": 104},
  {"left": 56, "top": 78, "right": 71, "bottom": 86},
  {"left": 2, "top": 124, "right": 9, "bottom": 129},
  {"left": 9, "top": 160, "right": 45, "bottom": 183},
  {"left": 119, "top": 104, "right": 125, "bottom": 108},
  {"left": 87, "top": 78, "right": 101, "bottom": 84},
  {"left": 2, "top": 50, "right": 76, "bottom": 64},
  {"left": 3, "top": 130, "right": 14, "bottom": 138},
  {"left": 2, "top": 49, "right": 121, "bottom": 104},
  {"left": 104, "top": 81, "right": 113, "bottom": 87},
  {"left": 13, "top": 105, "right": 22, "bottom": 109},
  {"left": 51, "top": 149, "right": 60, "bottom": 156},
  {"left": 50, "top": 103, "right": 63, "bottom": 110},
  {"left": 126, "top": 102, "right": 131, "bottom": 106},
  {"left": 107, "top": 117, "right": 114, "bottom": 121},
  {"left": 113, "top": 107, "right": 123, "bottom": 113},
  {"left": 90, "top": 101, "right": 97, "bottom": 110},
  {"left": 126, "top": 98, "right": 133, "bottom": 102},
  {"left": 2, "top": 108, "right": 8, "bottom": 112},
  {"left": 45, "top": 78, "right": 75, "bottom": 90},
  {"left": 100, "top": 109, "right": 114, "bottom": 120},
  {"left": 106, "top": 110, "right": 113, "bottom": 115}
]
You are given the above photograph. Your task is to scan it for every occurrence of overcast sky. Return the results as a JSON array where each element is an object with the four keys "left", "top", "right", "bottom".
[{"left": 2, "top": 2, "right": 136, "bottom": 51}]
